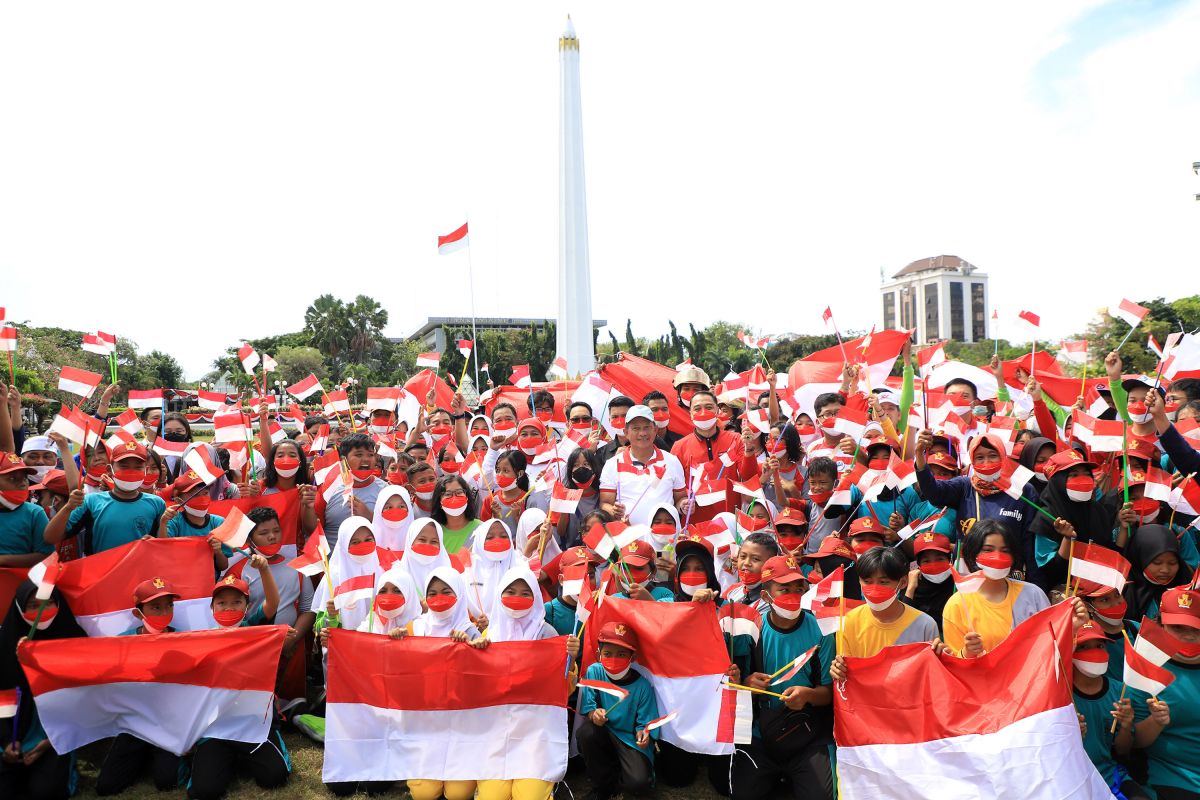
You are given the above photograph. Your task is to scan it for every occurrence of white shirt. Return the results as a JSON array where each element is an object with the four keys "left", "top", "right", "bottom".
[{"left": 599, "top": 447, "right": 685, "bottom": 526}]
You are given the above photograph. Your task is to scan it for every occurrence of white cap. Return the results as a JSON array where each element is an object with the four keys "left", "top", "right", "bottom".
[
  {"left": 21, "top": 435, "right": 54, "bottom": 455},
  {"left": 624, "top": 405, "right": 655, "bottom": 426},
  {"left": 874, "top": 390, "right": 901, "bottom": 407}
]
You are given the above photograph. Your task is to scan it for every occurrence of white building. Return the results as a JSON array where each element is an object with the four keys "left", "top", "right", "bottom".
[{"left": 880, "top": 255, "right": 990, "bottom": 344}]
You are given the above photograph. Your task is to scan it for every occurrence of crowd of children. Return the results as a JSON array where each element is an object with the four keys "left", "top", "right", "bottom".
[{"left": 1, "top": 338, "right": 1200, "bottom": 800}]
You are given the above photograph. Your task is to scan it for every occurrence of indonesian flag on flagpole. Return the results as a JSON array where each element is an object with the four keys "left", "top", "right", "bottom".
[
  {"left": 153, "top": 437, "right": 188, "bottom": 459},
  {"left": 237, "top": 343, "right": 260, "bottom": 374},
  {"left": 48, "top": 406, "right": 102, "bottom": 448},
  {"left": 811, "top": 598, "right": 862, "bottom": 636},
  {"left": 571, "top": 372, "right": 612, "bottom": 415},
  {"left": 916, "top": 341, "right": 947, "bottom": 378},
  {"left": 548, "top": 356, "right": 569, "bottom": 380},
  {"left": 0, "top": 326, "right": 16, "bottom": 352},
  {"left": 693, "top": 478, "right": 728, "bottom": 508},
  {"left": 577, "top": 679, "right": 629, "bottom": 702},
  {"left": 437, "top": 222, "right": 469, "bottom": 255},
  {"left": 248, "top": 395, "right": 279, "bottom": 411},
  {"left": 364, "top": 387, "right": 401, "bottom": 413},
  {"left": 509, "top": 364, "right": 532, "bottom": 389},
  {"left": 717, "top": 602, "right": 762, "bottom": 643},
  {"left": 18, "top": 626, "right": 285, "bottom": 756},
  {"left": 104, "top": 429, "right": 137, "bottom": 453},
  {"left": 209, "top": 507, "right": 255, "bottom": 550},
  {"left": 1113, "top": 298, "right": 1150, "bottom": 329},
  {"left": 1069, "top": 541, "right": 1130, "bottom": 592},
  {"left": 35, "top": 538, "right": 219, "bottom": 636},
  {"left": 415, "top": 352, "right": 441, "bottom": 369},
  {"left": 213, "top": 409, "right": 252, "bottom": 444},
  {"left": 583, "top": 597, "right": 736, "bottom": 755},
  {"left": 1017, "top": 309, "right": 1041, "bottom": 331},
  {"left": 821, "top": 307, "right": 834, "bottom": 326},
  {"left": 184, "top": 447, "right": 225, "bottom": 485},
  {"left": 769, "top": 646, "right": 818, "bottom": 686},
  {"left": 1058, "top": 339, "right": 1089, "bottom": 366},
  {"left": 549, "top": 482, "right": 583, "bottom": 515},
  {"left": 1133, "top": 617, "right": 1177, "bottom": 666},
  {"left": 58, "top": 366, "right": 103, "bottom": 399},
  {"left": 996, "top": 463, "right": 1037, "bottom": 500},
  {"left": 560, "top": 563, "right": 588, "bottom": 600},
  {"left": 323, "top": 389, "right": 351, "bottom": 415},
  {"left": 834, "top": 604, "right": 1111, "bottom": 799},
  {"left": 27, "top": 552, "right": 61, "bottom": 601},
  {"left": 813, "top": 565, "right": 844, "bottom": 605},
  {"left": 1167, "top": 478, "right": 1200, "bottom": 516},
  {"left": 952, "top": 567, "right": 987, "bottom": 594},
  {"left": 1162, "top": 333, "right": 1200, "bottom": 381},
  {"left": 1071, "top": 410, "right": 1126, "bottom": 452},
  {"left": 81, "top": 332, "right": 115, "bottom": 356},
  {"left": 830, "top": 406, "right": 869, "bottom": 441},
  {"left": 1123, "top": 637, "right": 1175, "bottom": 697},
  {"left": 125, "top": 389, "right": 164, "bottom": 409},
  {"left": 324, "top": 632, "right": 567, "bottom": 782},
  {"left": 1142, "top": 465, "right": 1174, "bottom": 502},
  {"left": 895, "top": 510, "right": 947, "bottom": 543},
  {"left": 689, "top": 517, "right": 735, "bottom": 552},
  {"left": 261, "top": 353, "right": 277, "bottom": 373},
  {"left": 287, "top": 373, "right": 324, "bottom": 401},
  {"left": 196, "top": 390, "right": 229, "bottom": 411},
  {"left": 730, "top": 476, "right": 765, "bottom": 502},
  {"left": 0, "top": 688, "right": 16, "bottom": 718},
  {"left": 115, "top": 410, "right": 144, "bottom": 439},
  {"left": 289, "top": 529, "right": 332, "bottom": 577},
  {"left": 456, "top": 339, "right": 474, "bottom": 359},
  {"left": 583, "top": 522, "right": 642, "bottom": 561}
]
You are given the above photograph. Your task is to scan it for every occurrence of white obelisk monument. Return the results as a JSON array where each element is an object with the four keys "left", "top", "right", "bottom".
[{"left": 557, "top": 17, "right": 595, "bottom": 375}]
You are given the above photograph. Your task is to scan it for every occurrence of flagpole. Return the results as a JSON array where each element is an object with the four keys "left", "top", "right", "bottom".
[{"left": 465, "top": 216, "right": 480, "bottom": 388}]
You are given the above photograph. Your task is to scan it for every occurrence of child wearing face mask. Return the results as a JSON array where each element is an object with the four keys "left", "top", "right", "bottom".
[
  {"left": 0, "top": 452, "right": 56, "bottom": 568},
  {"left": 313, "top": 434, "right": 386, "bottom": 551},
  {"left": 480, "top": 450, "right": 529, "bottom": 530},
  {"left": 902, "top": 532, "right": 955, "bottom": 631},
  {"left": 801, "top": 457, "right": 845, "bottom": 556},
  {"left": 531, "top": 448, "right": 602, "bottom": 551},
  {"left": 465, "top": 519, "right": 518, "bottom": 630},
  {"left": 1123, "top": 525, "right": 1193, "bottom": 622},
  {"left": 577, "top": 621, "right": 659, "bottom": 800},
  {"left": 829, "top": 547, "right": 939, "bottom": 681},
  {"left": 371, "top": 485, "right": 413, "bottom": 561},
  {"left": 1069, "top": 623, "right": 1147, "bottom": 799},
  {"left": 611, "top": 539, "right": 674, "bottom": 602},
  {"left": 431, "top": 475, "right": 481, "bottom": 553},
  {"left": 99, "top": 579, "right": 185, "bottom": 795},
  {"left": 159, "top": 471, "right": 229, "bottom": 574},
  {"left": 44, "top": 441, "right": 166, "bottom": 556},
  {"left": 733, "top": 555, "right": 835, "bottom": 800},
  {"left": 1029, "top": 450, "right": 1118, "bottom": 590},
  {"left": 644, "top": 503, "right": 680, "bottom": 586},
  {"left": 406, "top": 462, "right": 439, "bottom": 519},
  {"left": 723, "top": 532, "right": 781, "bottom": 610},
  {"left": 1128, "top": 587, "right": 1200, "bottom": 800},
  {"left": 311, "top": 517, "right": 387, "bottom": 634}
]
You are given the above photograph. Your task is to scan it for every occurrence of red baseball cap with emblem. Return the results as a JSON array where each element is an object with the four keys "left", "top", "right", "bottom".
[
  {"left": 30, "top": 468, "right": 69, "bottom": 495},
  {"left": 597, "top": 620, "right": 639, "bottom": 651},
  {"left": 1160, "top": 588, "right": 1200, "bottom": 630},
  {"left": 927, "top": 451, "right": 959, "bottom": 473},
  {"left": 773, "top": 508, "right": 808, "bottom": 530},
  {"left": 675, "top": 533, "right": 715, "bottom": 561},
  {"left": 802, "top": 535, "right": 856, "bottom": 562},
  {"left": 211, "top": 575, "right": 250, "bottom": 598},
  {"left": 848, "top": 516, "right": 885, "bottom": 538},
  {"left": 1074, "top": 621, "right": 1111, "bottom": 646},
  {"left": 1045, "top": 448, "right": 1097, "bottom": 479},
  {"left": 110, "top": 440, "right": 149, "bottom": 463},
  {"left": 173, "top": 470, "right": 205, "bottom": 494},
  {"left": 0, "top": 452, "right": 35, "bottom": 476},
  {"left": 617, "top": 539, "right": 655, "bottom": 568},
  {"left": 913, "top": 531, "right": 953, "bottom": 556},
  {"left": 133, "top": 577, "right": 179, "bottom": 605},
  {"left": 760, "top": 554, "right": 804, "bottom": 584}
]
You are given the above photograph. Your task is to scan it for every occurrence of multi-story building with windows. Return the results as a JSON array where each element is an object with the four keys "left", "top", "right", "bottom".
[{"left": 880, "top": 255, "right": 989, "bottom": 343}]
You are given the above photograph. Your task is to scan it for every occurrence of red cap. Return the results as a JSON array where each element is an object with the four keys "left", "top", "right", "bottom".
[
  {"left": 675, "top": 533, "right": 715, "bottom": 560},
  {"left": 803, "top": 535, "right": 856, "bottom": 562},
  {"left": 760, "top": 554, "right": 804, "bottom": 584},
  {"left": 173, "top": 470, "right": 205, "bottom": 494},
  {"left": 912, "top": 531, "right": 953, "bottom": 556},
  {"left": 1074, "top": 621, "right": 1111, "bottom": 646},
  {"left": 133, "top": 577, "right": 179, "bottom": 605},
  {"left": 617, "top": 539, "right": 655, "bottom": 568},
  {"left": 109, "top": 440, "right": 149, "bottom": 463},
  {"left": 1160, "top": 588, "right": 1200, "bottom": 630},
  {"left": 773, "top": 507, "right": 809, "bottom": 530},
  {"left": 1045, "top": 448, "right": 1096, "bottom": 479},
  {"left": 926, "top": 451, "right": 959, "bottom": 472},
  {"left": 560, "top": 546, "right": 599, "bottom": 569},
  {"left": 1124, "top": 438, "right": 1157, "bottom": 463},
  {"left": 212, "top": 574, "right": 250, "bottom": 598},
  {"left": 30, "top": 468, "right": 69, "bottom": 495},
  {"left": 1074, "top": 578, "right": 1119, "bottom": 598},
  {"left": 0, "top": 452, "right": 35, "bottom": 477},
  {"left": 848, "top": 516, "right": 885, "bottom": 538},
  {"left": 597, "top": 620, "right": 639, "bottom": 651}
]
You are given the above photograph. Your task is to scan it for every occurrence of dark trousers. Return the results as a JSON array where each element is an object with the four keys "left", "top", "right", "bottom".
[
  {"left": 730, "top": 738, "right": 833, "bottom": 800},
  {"left": 575, "top": 719, "right": 653, "bottom": 797},
  {"left": 325, "top": 780, "right": 394, "bottom": 796},
  {"left": 0, "top": 749, "right": 73, "bottom": 800},
  {"left": 655, "top": 741, "right": 731, "bottom": 795},
  {"left": 1154, "top": 786, "right": 1200, "bottom": 800},
  {"left": 96, "top": 733, "right": 180, "bottom": 794},
  {"left": 187, "top": 736, "right": 289, "bottom": 800}
]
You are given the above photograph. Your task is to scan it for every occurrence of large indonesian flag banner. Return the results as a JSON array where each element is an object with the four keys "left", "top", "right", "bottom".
[
  {"left": 18, "top": 626, "right": 286, "bottom": 756},
  {"left": 44, "top": 538, "right": 217, "bottom": 636},
  {"left": 211, "top": 488, "right": 302, "bottom": 550},
  {"left": 582, "top": 596, "right": 734, "bottom": 756},
  {"left": 324, "top": 632, "right": 569, "bottom": 783},
  {"left": 833, "top": 604, "right": 1112, "bottom": 799}
]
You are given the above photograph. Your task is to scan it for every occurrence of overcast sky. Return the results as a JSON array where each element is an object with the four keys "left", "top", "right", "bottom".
[{"left": 2, "top": 1, "right": 1198, "bottom": 379}]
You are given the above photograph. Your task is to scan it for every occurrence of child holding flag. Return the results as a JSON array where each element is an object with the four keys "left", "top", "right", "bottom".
[
  {"left": 158, "top": 471, "right": 229, "bottom": 574},
  {"left": 901, "top": 532, "right": 955, "bottom": 631},
  {"left": 0, "top": 452, "right": 55, "bottom": 567}
]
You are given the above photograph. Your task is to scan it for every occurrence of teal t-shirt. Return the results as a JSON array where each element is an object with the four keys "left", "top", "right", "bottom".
[
  {"left": 1101, "top": 619, "right": 1139, "bottom": 683},
  {"left": 0, "top": 502, "right": 53, "bottom": 556},
  {"left": 614, "top": 586, "right": 675, "bottom": 603},
  {"left": 1073, "top": 677, "right": 1125, "bottom": 784},
  {"left": 578, "top": 662, "right": 660, "bottom": 763},
  {"left": 756, "top": 610, "right": 834, "bottom": 713},
  {"left": 67, "top": 491, "right": 165, "bottom": 555},
  {"left": 544, "top": 598, "right": 578, "bottom": 636},
  {"left": 167, "top": 511, "right": 223, "bottom": 540},
  {"left": 1130, "top": 659, "right": 1200, "bottom": 792}
]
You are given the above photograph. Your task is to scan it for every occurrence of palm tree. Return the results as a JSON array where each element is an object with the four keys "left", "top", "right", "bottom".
[
  {"left": 304, "top": 294, "right": 351, "bottom": 367},
  {"left": 346, "top": 295, "right": 389, "bottom": 365}
]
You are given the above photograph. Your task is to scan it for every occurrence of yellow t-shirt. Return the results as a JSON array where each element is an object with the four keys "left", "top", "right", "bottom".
[
  {"left": 942, "top": 579, "right": 1050, "bottom": 655},
  {"left": 840, "top": 602, "right": 940, "bottom": 659}
]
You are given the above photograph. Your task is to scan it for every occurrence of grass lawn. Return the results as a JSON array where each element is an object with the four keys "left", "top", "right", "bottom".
[{"left": 69, "top": 733, "right": 727, "bottom": 799}]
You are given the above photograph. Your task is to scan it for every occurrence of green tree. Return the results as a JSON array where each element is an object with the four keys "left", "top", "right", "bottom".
[
  {"left": 304, "top": 294, "right": 351, "bottom": 375},
  {"left": 346, "top": 295, "right": 389, "bottom": 366},
  {"left": 272, "top": 345, "right": 329, "bottom": 386}
]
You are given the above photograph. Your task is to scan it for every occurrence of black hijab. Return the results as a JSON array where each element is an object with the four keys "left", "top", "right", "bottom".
[
  {"left": 906, "top": 562, "right": 955, "bottom": 632},
  {"left": 1018, "top": 437, "right": 1054, "bottom": 480},
  {"left": 1122, "top": 524, "right": 1194, "bottom": 622},
  {"left": 0, "top": 581, "right": 86, "bottom": 744},
  {"left": 672, "top": 541, "right": 721, "bottom": 602},
  {"left": 1032, "top": 466, "right": 1118, "bottom": 549}
]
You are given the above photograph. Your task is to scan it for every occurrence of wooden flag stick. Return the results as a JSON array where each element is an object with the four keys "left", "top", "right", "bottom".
[{"left": 724, "top": 682, "right": 786, "bottom": 700}]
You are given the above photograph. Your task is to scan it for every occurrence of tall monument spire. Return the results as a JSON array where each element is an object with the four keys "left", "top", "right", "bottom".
[{"left": 557, "top": 16, "right": 594, "bottom": 376}]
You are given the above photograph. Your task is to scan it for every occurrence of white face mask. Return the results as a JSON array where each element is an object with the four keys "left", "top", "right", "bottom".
[
  {"left": 369, "top": 425, "right": 392, "bottom": 435},
  {"left": 113, "top": 477, "right": 143, "bottom": 492},
  {"left": 1072, "top": 658, "right": 1108, "bottom": 678},
  {"left": 864, "top": 591, "right": 898, "bottom": 612},
  {"left": 501, "top": 599, "right": 532, "bottom": 619},
  {"left": 769, "top": 596, "right": 801, "bottom": 620},
  {"left": 693, "top": 417, "right": 718, "bottom": 432},
  {"left": 30, "top": 465, "right": 53, "bottom": 482},
  {"left": 922, "top": 568, "right": 952, "bottom": 585},
  {"left": 184, "top": 506, "right": 208, "bottom": 520},
  {"left": 442, "top": 502, "right": 467, "bottom": 518},
  {"left": 275, "top": 465, "right": 299, "bottom": 479},
  {"left": 980, "top": 564, "right": 1011, "bottom": 581}
]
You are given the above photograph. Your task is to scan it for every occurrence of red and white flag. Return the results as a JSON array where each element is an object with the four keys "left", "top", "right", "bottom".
[
  {"left": 437, "top": 222, "right": 469, "bottom": 255},
  {"left": 509, "top": 364, "right": 531, "bottom": 389},
  {"left": 261, "top": 353, "right": 277, "bottom": 373},
  {"left": 27, "top": 552, "right": 62, "bottom": 601},
  {"left": 642, "top": 710, "right": 680, "bottom": 734},
  {"left": 769, "top": 646, "right": 818, "bottom": 687},
  {"left": 237, "top": 343, "right": 260, "bottom": 374},
  {"left": 287, "top": 373, "right": 324, "bottom": 401},
  {"left": 916, "top": 341, "right": 947, "bottom": 378},
  {"left": 584, "top": 597, "right": 737, "bottom": 755},
  {"left": 104, "top": 429, "right": 137, "bottom": 454},
  {"left": 196, "top": 389, "right": 229, "bottom": 411},
  {"left": 309, "top": 424, "right": 331, "bottom": 454},
  {"left": 48, "top": 406, "right": 102, "bottom": 448},
  {"left": 57, "top": 366, "right": 102, "bottom": 399},
  {"left": 184, "top": 447, "right": 225, "bottom": 485},
  {"left": 364, "top": 387, "right": 402, "bottom": 413},
  {"left": 717, "top": 602, "right": 761, "bottom": 643},
  {"left": 324, "top": 633, "right": 566, "bottom": 782},
  {"left": 731, "top": 476, "right": 765, "bottom": 502},
  {"left": 1122, "top": 636, "right": 1175, "bottom": 697},
  {"left": 1017, "top": 309, "right": 1041, "bottom": 331},
  {"left": 1113, "top": 298, "right": 1150, "bottom": 329},
  {"left": 829, "top": 406, "right": 869, "bottom": 441},
  {"left": 153, "top": 437, "right": 188, "bottom": 459},
  {"left": 693, "top": 478, "right": 728, "bottom": 508},
  {"left": 834, "top": 604, "right": 1111, "bottom": 799},
  {"left": 81, "top": 332, "right": 116, "bottom": 356},
  {"left": 1167, "top": 478, "right": 1200, "bottom": 516},
  {"left": 210, "top": 507, "right": 255, "bottom": 550},
  {"left": 996, "top": 463, "right": 1037, "bottom": 500},
  {"left": 1133, "top": 616, "right": 1177, "bottom": 666},
  {"left": 548, "top": 356, "right": 569, "bottom": 380},
  {"left": 36, "top": 538, "right": 218, "bottom": 636},
  {"left": 415, "top": 352, "right": 441, "bottom": 369},
  {"left": 583, "top": 522, "right": 642, "bottom": 561},
  {"left": 688, "top": 517, "right": 735, "bottom": 552},
  {"left": 812, "top": 565, "right": 844, "bottom": 605},
  {"left": 115, "top": 410, "right": 144, "bottom": 438},
  {"left": 1071, "top": 410, "right": 1126, "bottom": 452},
  {"left": 571, "top": 372, "right": 613, "bottom": 418},
  {"left": 1069, "top": 542, "right": 1130, "bottom": 592},
  {"left": 1142, "top": 465, "right": 1174, "bottom": 502},
  {"left": 213, "top": 408, "right": 252, "bottom": 443},
  {"left": 323, "top": 389, "right": 351, "bottom": 415},
  {"left": 0, "top": 327, "right": 16, "bottom": 352},
  {"left": 951, "top": 566, "right": 987, "bottom": 594},
  {"left": 895, "top": 509, "right": 947, "bottom": 543},
  {"left": 577, "top": 679, "right": 630, "bottom": 702},
  {"left": 289, "top": 529, "right": 332, "bottom": 577},
  {"left": 125, "top": 389, "right": 163, "bottom": 409},
  {"left": 248, "top": 394, "right": 279, "bottom": 411},
  {"left": 810, "top": 597, "right": 862, "bottom": 636},
  {"left": 821, "top": 307, "right": 834, "bottom": 327},
  {"left": 18, "top": 626, "right": 285, "bottom": 756},
  {"left": 456, "top": 339, "right": 474, "bottom": 360},
  {"left": 0, "top": 688, "right": 16, "bottom": 718},
  {"left": 549, "top": 482, "right": 583, "bottom": 515},
  {"left": 1058, "top": 340, "right": 1088, "bottom": 366}
]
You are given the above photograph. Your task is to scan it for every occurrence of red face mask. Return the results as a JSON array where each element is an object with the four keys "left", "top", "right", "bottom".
[
  {"left": 851, "top": 539, "right": 880, "bottom": 556},
  {"left": 483, "top": 536, "right": 512, "bottom": 553},
  {"left": 652, "top": 410, "right": 670, "bottom": 424},
  {"left": 440, "top": 460, "right": 462, "bottom": 474},
  {"left": 770, "top": 593, "right": 803, "bottom": 612},
  {"left": 820, "top": 417, "right": 838, "bottom": 430},
  {"left": 347, "top": 541, "right": 377, "bottom": 557},
  {"left": 679, "top": 389, "right": 697, "bottom": 404},
  {"left": 1, "top": 488, "right": 30, "bottom": 507},
  {"left": 441, "top": 495, "right": 469, "bottom": 512},
  {"left": 738, "top": 513, "right": 770, "bottom": 532},
  {"left": 976, "top": 552, "right": 1013, "bottom": 570},
  {"left": 738, "top": 568, "right": 762, "bottom": 586},
  {"left": 570, "top": 421, "right": 593, "bottom": 432},
  {"left": 185, "top": 496, "right": 211, "bottom": 512},
  {"left": 275, "top": 457, "right": 300, "bottom": 473},
  {"left": 114, "top": 468, "right": 145, "bottom": 484},
  {"left": 410, "top": 541, "right": 440, "bottom": 557},
  {"left": 918, "top": 561, "right": 952, "bottom": 577},
  {"left": 256, "top": 541, "right": 282, "bottom": 557},
  {"left": 808, "top": 490, "right": 832, "bottom": 505},
  {"left": 429, "top": 424, "right": 453, "bottom": 437},
  {"left": 426, "top": 594, "right": 456, "bottom": 613},
  {"left": 22, "top": 606, "right": 58, "bottom": 627},
  {"left": 1090, "top": 600, "right": 1127, "bottom": 621},
  {"left": 350, "top": 469, "right": 377, "bottom": 483},
  {"left": 1173, "top": 638, "right": 1200, "bottom": 658},
  {"left": 861, "top": 584, "right": 897, "bottom": 604},
  {"left": 492, "top": 423, "right": 517, "bottom": 437},
  {"left": 501, "top": 595, "right": 534, "bottom": 612},
  {"left": 142, "top": 473, "right": 160, "bottom": 488},
  {"left": 1165, "top": 401, "right": 1180, "bottom": 414},
  {"left": 867, "top": 457, "right": 889, "bottom": 470},
  {"left": 778, "top": 535, "right": 806, "bottom": 552},
  {"left": 375, "top": 593, "right": 405, "bottom": 612},
  {"left": 692, "top": 409, "right": 717, "bottom": 423},
  {"left": 388, "top": 471, "right": 408, "bottom": 486},
  {"left": 413, "top": 481, "right": 436, "bottom": 497},
  {"left": 610, "top": 417, "right": 626, "bottom": 433},
  {"left": 381, "top": 507, "right": 409, "bottom": 523},
  {"left": 678, "top": 571, "right": 708, "bottom": 592},
  {"left": 535, "top": 409, "right": 553, "bottom": 423},
  {"left": 718, "top": 411, "right": 733, "bottom": 424},
  {"left": 972, "top": 461, "right": 1002, "bottom": 477},
  {"left": 213, "top": 609, "right": 245, "bottom": 628},
  {"left": 1066, "top": 475, "right": 1096, "bottom": 496},
  {"left": 140, "top": 612, "right": 173, "bottom": 633},
  {"left": 495, "top": 473, "right": 517, "bottom": 489},
  {"left": 796, "top": 425, "right": 817, "bottom": 437},
  {"left": 650, "top": 523, "right": 676, "bottom": 538},
  {"left": 600, "top": 654, "right": 633, "bottom": 675},
  {"left": 517, "top": 434, "right": 542, "bottom": 450}
]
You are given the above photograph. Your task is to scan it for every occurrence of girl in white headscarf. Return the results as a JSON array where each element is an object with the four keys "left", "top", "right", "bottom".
[
  {"left": 356, "top": 566, "right": 421, "bottom": 637},
  {"left": 645, "top": 502, "right": 682, "bottom": 584},
  {"left": 372, "top": 485, "right": 414, "bottom": 558},
  {"left": 411, "top": 566, "right": 480, "bottom": 640},
  {"left": 394, "top": 518, "right": 451, "bottom": 601},
  {"left": 465, "top": 519, "right": 518, "bottom": 623},
  {"left": 311, "top": 516, "right": 385, "bottom": 632},
  {"left": 514, "top": 507, "right": 562, "bottom": 563}
]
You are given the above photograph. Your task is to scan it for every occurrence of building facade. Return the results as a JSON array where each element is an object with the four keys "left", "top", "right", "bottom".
[
  {"left": 880, "top": 255, "right": 989, "bottom": 344},
  {"left": 401, "top": 316, "right": 606, "bottom": 353}
]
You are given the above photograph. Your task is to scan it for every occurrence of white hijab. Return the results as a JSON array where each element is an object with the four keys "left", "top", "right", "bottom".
[
  {"left": 372, "top": 485, "right": 414, "bottom": 553},
  {"left": 644, "top": 502, "right": 681, "bottom": 553},
  {"left": 515, "top": 507, "right": 561, "bottom": 563},
  {"left": 311, "top": 515, "right": 385, "bottom": 631},
  {"left": 466, "top": 519, "right": 518, "bottom": 617},
  {"left": 485, "top": 565, "right": 548, "bottom": 643},
  {"left": 413, "top": 565, "right": 472, "bottom": 638},
  {"left": 395, "top": 517, "right": 451, "bottom": 598},
  {"left": 356, "top": 565, "right": 421, "bottom": 635}
]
